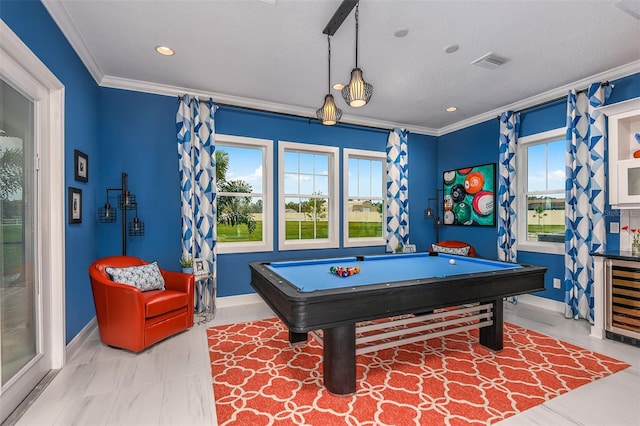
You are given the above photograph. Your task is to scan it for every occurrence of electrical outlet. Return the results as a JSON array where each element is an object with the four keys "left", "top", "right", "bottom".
[
  {"left": 553, "top": 278, "right": 561, "bottom": 289},
  {"left": 610, "top": 222, "right": 620, "bottom": 234}
]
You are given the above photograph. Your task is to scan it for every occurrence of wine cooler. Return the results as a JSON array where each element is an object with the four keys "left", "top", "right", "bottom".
[{"left": 605, "top": 259, "right": 640, "bottom": 347}]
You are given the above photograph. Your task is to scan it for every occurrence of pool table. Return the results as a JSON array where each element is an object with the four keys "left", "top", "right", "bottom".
[{"left": 249, "top": 252, "right": 546, "bottom": 395}]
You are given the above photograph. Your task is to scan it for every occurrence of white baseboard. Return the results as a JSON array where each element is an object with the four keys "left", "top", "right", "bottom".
[
  {"left": 66, "top": 317, "right": 97, "bottom": 361},
  {"left": 216, "top": 293, "right": 264, "bottom": 308},
  {"left": 516, "top": 294, "right": 565, "bottom": 313}
]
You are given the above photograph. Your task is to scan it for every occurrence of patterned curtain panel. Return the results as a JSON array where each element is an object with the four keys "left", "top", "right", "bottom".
[
  {"left": 497, "top": 111, "right": 520, "bottom": 263},
  {"left": 386, "top": 128, "right": 409, "bottom": 253},
  {"left": 177, "top": 95, "right": 217, "bottom": 311},
  {"left": 564, "top": 83, "right": 612, "bottom": 322}
]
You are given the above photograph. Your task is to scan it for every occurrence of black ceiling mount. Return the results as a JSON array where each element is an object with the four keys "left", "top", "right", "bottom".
[{"left": 322, "top": 0, "right": 358, "bottom": 36}]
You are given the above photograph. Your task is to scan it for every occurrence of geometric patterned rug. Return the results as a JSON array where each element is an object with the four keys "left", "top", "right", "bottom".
[{"left": 207, "top": 318, "right": 629, "bottom": 426}]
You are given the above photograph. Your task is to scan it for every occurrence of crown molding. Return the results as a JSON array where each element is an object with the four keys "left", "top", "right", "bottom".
[
  {"left": 42, "top": 0, "right": 104, "bottom": 84},
  {"left": 100, "top": 75, "right": 439, "bottom": 136},
  {"left": 437, "top": 60, "right": 640, "bottom": 136}
]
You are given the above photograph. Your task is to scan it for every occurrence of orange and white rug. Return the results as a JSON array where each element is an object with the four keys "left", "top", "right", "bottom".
[{"left": 207, "top": 318, "right": 629, "bottom": 425}]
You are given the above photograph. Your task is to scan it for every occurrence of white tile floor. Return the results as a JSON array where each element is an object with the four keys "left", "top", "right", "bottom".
[{"left": 12, "top": 299, "right": 640, "bottom": 426}]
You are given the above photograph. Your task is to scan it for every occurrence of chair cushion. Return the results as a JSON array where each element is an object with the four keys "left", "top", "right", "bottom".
[
  {"left": 105, "top": 261, "right": 165, "bottom": 292},
  {"left": 431, "top": 243, "right": 471, "bottom": 256},
  {"left": 144, "top": 290, "right": 189, "bottom": 318}
]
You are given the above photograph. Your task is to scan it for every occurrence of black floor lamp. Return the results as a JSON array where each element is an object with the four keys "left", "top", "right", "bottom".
[
  {"left": 98, "top": 172, "right": 145, "bottom": 255},
  {"left": 425, "top": 189, "right": 444, "bottom": 243}
]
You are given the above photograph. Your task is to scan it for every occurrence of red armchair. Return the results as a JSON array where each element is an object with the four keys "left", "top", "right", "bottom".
[{"left": 88, "top": 256, "right": 194, "bottom": 353}]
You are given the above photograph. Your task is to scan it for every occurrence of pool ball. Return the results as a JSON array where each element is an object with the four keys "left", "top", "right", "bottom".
[
  {"left": 449, "top": 259, "right": 456, "bottom": 265},
  {"left": 454, "top": 202, "right": 472, "bottom": 224},
  {"left": 473, "top": 191, "right": 494, "bottom": 216},
  {"left": 450, "top": 184, "right": 467, "bottom": 203},
  {"left": 464, "top": 172, "right": 484, "bottom": 194},
  {"left": 443, "top": 194, "right": 454, "bottom": 211},
  {"left": 444, "top": 210, "right": 455, "bottom": 225},
  {"left": 458, "top": 168, "right": 472, "bottom": 175},
  {"left": 355, "top": 266, "right": 361, "bottom": 273},
  {"left": 443, "top": 170, "right": 456, "bottom": 185}
]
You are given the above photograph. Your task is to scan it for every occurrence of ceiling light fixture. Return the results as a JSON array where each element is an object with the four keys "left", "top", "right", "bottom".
[
  {"left": 341, "top": 3, "right": 373, "bottom": 107},
  {"left": 316, "top": 35, "right": 343, "bottom": 125},
  {"left": 446, "top": 106, "right": 458, "bottom": 112},
  {"left": 155, "top": 46, "right": 174, "bottom": 56}
]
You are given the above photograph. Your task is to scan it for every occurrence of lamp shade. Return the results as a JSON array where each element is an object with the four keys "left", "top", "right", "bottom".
[
  {"left": 341, "top": 68, "right": 373, "bottom": 107},
  {"left": 316, "top": 94, "right": 343, "bottom": 125}
]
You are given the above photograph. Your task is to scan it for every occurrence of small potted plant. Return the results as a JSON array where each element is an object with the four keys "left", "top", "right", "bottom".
[{"left": 179, "top": 254, "right": 193, "bottom": 274}]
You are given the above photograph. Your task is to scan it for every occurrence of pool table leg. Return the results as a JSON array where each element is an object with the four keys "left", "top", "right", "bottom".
[
  {"left": 479, "top": 298, "right": 504, "bottom": 351},
  {"left": 289, "top": 330, "right": 308, "bottom": 344},
  {"left": 323, "top": 323, "right": 356, "bottom": 395}
]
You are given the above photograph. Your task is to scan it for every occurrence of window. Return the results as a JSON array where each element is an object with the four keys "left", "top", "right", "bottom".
[
  {"left": 216, "top": 135, "right": 273, "bottom": 253},
  {"left": 278, "top": 141, "right": 339, "bottom": 250},
  {"left": 517, "top": 128, "right": 565, "bottom": 254},
  {"left": 343, "top": 148, "right": 385, "bottom": 247}
]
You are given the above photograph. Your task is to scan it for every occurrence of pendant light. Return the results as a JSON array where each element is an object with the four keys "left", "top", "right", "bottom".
[
  {"left": 341, "top": 3, "right": 373, "bottom": 107},
  {"left": 316, "top": 35, "right": 343, "bottom": 125}
]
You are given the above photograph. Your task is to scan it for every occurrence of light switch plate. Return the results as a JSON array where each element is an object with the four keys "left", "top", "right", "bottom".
[{"left": 610, "top": 222, "right": 620, "bottom": 234}]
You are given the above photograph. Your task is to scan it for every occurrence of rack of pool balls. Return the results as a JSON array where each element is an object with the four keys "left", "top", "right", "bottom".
[{"left": 330, "top": 266, "right": 361, "bottom": 277}]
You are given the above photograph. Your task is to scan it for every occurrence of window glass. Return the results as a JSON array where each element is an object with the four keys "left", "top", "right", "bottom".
[
  {"left": 344, "top": 149, "right": 385, "bottom": 246},
  {"left": 215, "top": 136, "right": 272, "bottom": 253},
  {"left": 518, "top": 130, "right": 566, "bottom": 251},
  {"left": 279, "top": 142, "right": 338, "bottom": 250}
]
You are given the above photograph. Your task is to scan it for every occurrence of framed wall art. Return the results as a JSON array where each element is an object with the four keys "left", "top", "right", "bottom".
[
  {"left": 74, "top": 149, "right": 89, "bottom": 182},
  {"left": 442, "top": 163, "right": 496, "bottom": 227},
  {"left": 68, "top": 187, "right": 82, "bottom": 224}
]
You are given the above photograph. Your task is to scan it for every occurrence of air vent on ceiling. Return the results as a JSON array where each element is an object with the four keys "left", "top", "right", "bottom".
[{"left": 471, "top": 52, "right": 508, "bottom": 70}]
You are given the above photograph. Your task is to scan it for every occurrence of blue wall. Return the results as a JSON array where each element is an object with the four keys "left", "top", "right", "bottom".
[
  {"left": 1, "top": 1, "right": 101, "bottom": 342},
  {"left": 98, "top": 89, "right": 438, "bottom": 296}
]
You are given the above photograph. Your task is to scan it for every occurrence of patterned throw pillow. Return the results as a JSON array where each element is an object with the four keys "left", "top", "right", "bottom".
[
  {"left": 431, "top": 244, "right": 471, "bottom": 256},
  {"left": 105, "top": 262, "right": 165, "bottom": 292}
]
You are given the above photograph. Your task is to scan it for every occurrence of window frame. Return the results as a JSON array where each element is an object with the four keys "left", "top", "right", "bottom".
[
  {"left": 343, "top": 148, "right": 386, "bottom": 248},
  {"left": 278, "top": 141, "right": 339, "bottom": 251},
  {"left": 215, "top": 134, "right": 273, "bottom": 254},
  {"left": 516, "top": 127, "right": 566, "bottom": 255}
]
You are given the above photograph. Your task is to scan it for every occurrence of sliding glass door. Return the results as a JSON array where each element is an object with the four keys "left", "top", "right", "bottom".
[{"left": 0, "top": 77, "right": 49, "bottom": 423}]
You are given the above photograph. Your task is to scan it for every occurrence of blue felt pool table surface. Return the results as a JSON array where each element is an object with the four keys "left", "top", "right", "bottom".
[{"left": 266, "top": 252, "right": 522, "bottom": 292}]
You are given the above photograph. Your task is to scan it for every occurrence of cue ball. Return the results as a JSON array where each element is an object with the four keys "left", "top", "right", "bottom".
[{"left": 449, "top": 259, "right": 456, "bottom": 265}]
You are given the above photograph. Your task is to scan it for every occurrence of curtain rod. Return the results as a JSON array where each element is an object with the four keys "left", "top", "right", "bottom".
[
  {"left": 496, "top": 81, "right": 610, "bottom": 120},
  {"left": 177, "top": 96, "right": 401, "bottom": 134}
]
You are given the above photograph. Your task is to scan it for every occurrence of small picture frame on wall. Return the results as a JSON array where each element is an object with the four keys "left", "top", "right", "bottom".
[
  {"left": 74, "top": 149, "right": 89, "bottom": 182},
  {"left": 194, "top": 258, "right": 210, "bottom": 276},
  {"left": 68, "top": 187, "right": 82, "bottom": 224}
]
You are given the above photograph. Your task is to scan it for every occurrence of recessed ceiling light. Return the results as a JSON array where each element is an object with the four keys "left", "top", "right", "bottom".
[
  {"left": 394, "top": 28, "right": 409, "bottom": 38},
  {"left": 444, "top": 44, "right": 459, "bottom": 54},
  {"left": 446, "top": 106, "right": 458, "bottom": 112},
  {"left": 333, "top": 83, "right": 345, "bottom": 90},
  {"left": 155, "top": 46, "right": 175, "bottom": 56}
]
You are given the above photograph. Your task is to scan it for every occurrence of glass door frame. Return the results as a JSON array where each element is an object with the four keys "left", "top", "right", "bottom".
[{"left": 0, "top": 21, "right": 65, "bottom": 422}]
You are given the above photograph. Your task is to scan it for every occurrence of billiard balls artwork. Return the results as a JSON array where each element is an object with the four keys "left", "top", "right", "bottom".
[
  {"left": 443, "top": 194, "right": 454, "bottom": 211},
  {"left": 444, "top": 210, "right": 455, "bottom": 225},
  {"left": 449, "top": 258, "right": 456, "bottom": 265},
  {"left": 473, "top": 191, "right": 494, "bottom": 216},
  {"left": 453, "top": 202, "right": 473, "bottom": 225},
  {"left": 444, "top": 171, "right": 456, "bottom": 185},
  {"left": 464, "top": 172, "right": 484, "bottom": 194},
  {"left": 450, "top": 184, "right": 466, "bottom": 203}
]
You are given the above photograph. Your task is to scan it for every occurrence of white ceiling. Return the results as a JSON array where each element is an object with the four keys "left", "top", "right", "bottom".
[{"left": 43, "top": 0, "right": 640, "bottom": 135}]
